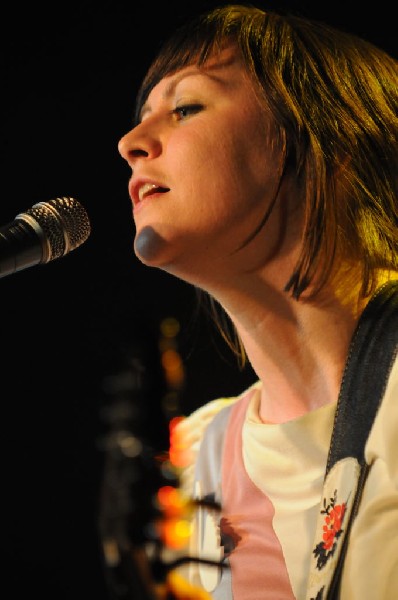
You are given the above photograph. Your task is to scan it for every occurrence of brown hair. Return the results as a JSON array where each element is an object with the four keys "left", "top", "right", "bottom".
[{"left": 134, "top": 3, "right": 398, "bottom": 360}]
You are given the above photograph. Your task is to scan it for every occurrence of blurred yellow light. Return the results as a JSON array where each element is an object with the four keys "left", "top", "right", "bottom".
[
  {"left": 166, "top": 571, "right": 213, "bottom": 600},
  {"left": 160, "top": 517, "right": 192, "bottom": 549},
  {"left": 160, "top": 317, "right": 180, "bottom": 338}
]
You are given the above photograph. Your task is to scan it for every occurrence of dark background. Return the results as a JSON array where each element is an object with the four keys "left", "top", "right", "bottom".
[{"left": 1, "top": 1, "right": 396, "bottom": 598}]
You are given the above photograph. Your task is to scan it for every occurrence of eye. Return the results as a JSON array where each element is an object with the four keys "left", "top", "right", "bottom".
[{"left": 172, "top": 104, "right": 203, "bottom": 120}]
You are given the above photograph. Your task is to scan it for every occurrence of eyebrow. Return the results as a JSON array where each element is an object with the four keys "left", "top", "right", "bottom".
[
  {"left": 140, "top": 69, "right": 204, "bottom": 121},
  {"left": 139, "top": 51, "right": 238, "bottom": 121}
]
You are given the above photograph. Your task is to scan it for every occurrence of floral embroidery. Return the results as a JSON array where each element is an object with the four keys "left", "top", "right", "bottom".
[{"left": 313, "top": 489, "right": 347, "bottom": 570}]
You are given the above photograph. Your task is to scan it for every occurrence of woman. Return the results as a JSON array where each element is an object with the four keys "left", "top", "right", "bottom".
[{"left": 118, "top": 4, "right": 398, "bottom": 598}]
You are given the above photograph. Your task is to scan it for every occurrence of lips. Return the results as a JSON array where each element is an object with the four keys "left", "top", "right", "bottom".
[{"left": 130, "top": 180, "right": 169, "bottom": 207}]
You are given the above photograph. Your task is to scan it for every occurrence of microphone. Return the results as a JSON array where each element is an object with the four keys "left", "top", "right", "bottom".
[{"left": 0, "top": 196, "right": 91, "bottom": 279}]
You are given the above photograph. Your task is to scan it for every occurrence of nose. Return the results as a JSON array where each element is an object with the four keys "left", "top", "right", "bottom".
[{"left": 118, "top": 122, "right": 161, "bottom": 167}]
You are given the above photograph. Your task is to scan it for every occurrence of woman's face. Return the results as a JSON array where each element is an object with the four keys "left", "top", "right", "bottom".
[{"left": 118, "top": 46, "right": 291, "bottom": 284}]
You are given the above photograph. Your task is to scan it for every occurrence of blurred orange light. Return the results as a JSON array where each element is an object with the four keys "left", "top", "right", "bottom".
[{"left": 159, "top": 517, "right": 192, "bottom": 549}]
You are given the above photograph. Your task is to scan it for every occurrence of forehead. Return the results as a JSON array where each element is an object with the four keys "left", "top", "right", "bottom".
[{"left": 139, "top": 46, "right": 250, "bottom": 119}]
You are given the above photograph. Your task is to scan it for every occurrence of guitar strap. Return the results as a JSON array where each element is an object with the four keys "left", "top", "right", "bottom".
[{"left": 307, "top": 279, "right": 398, "bottom": 599}]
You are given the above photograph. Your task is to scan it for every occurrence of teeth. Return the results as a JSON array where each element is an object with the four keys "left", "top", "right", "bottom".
[{"left": 138, "top": 183, "right": 157, "bottom": 202}]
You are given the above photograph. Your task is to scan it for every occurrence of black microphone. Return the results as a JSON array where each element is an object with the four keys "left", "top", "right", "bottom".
[{"left": 0, "top": 196, "right": 91, "bottom": 279}]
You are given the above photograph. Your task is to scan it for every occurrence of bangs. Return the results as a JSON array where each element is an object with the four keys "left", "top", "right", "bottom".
[
  {"left": 134, "top": 16, "right": 223, "bottom": 124},
  {"left": 133, "top": 5, "right": 268, "bottom": 124}
]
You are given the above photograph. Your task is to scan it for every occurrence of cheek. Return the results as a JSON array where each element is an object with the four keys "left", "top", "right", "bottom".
[
  {"left": 165, "top": 116, "right": 280, "bottom": 232},
  {"left": 169, "top": 131, "right": 230, "bottom": 205},
  {"left": 235, "top": 124, "right": 282, "bottom": 208}
]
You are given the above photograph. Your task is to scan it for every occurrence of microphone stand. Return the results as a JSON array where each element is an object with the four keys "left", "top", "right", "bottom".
[
  {"left": 98, "top": 356, "right": 165, "bottom": 600},
  {"left": 97, "top": 331, "right": 226, "bottom": 599}
]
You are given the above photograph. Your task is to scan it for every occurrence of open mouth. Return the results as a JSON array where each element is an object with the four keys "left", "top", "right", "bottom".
[{"left": 138, "top": 183, "right": 169, "bottom": 203}]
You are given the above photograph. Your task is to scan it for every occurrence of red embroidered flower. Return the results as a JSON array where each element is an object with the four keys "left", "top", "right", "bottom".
[
  {"left": 313, "top": 491, "right": 349, "bottom": 570},
  {"left": 322, "top": 503, "right": 346, "bottom": 550}
]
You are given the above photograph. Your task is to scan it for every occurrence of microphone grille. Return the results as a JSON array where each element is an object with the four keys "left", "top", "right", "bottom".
[{"left": 19, "top": 196, "right": 91, "bottom": 261}]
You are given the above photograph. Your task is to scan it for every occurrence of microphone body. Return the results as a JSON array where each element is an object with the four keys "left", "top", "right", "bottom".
[{"left": 0, "top": 197, "right": 91, "bottom": 278}]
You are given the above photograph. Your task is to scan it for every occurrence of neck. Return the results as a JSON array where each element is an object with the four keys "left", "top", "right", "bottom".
[{"left": 211, "top": 269, "right": 394, "bottom": 424}]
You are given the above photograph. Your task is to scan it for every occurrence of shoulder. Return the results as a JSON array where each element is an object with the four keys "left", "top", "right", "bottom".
[
  {"left": 366, "top": 352, "right": 398, "bottom": 475},
  {"left": 341, "top": 354, "right": 398, "bottom": 597},
  {"left": 173, "top": 381, "right": 261, "bottom": 496}
]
